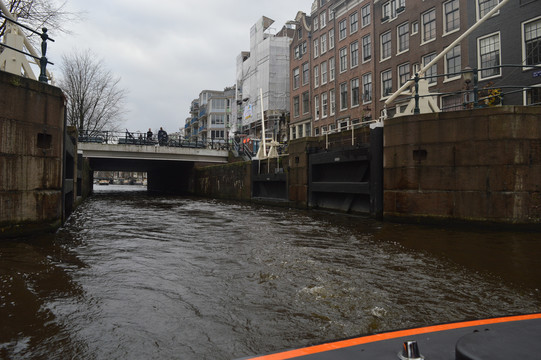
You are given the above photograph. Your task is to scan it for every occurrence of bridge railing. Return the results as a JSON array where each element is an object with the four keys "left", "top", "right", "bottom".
[
  {"left": 78, "top": 129, "right": 234, "bottom": 151},
  {"left": 385, "top": 64, "right": 541, "bottom": 116},
  {"left": 0, "top": 10, "right": 54, "bottom": 83}
]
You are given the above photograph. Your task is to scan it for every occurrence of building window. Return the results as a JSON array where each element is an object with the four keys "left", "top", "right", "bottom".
[
  {"left": 302, "top": 62, "right": 310, "bottom": 85},
  {"left": 478, "top": 0, "right": 499, "bottom": 18},
  {"left": 293, "top": 96, "right": 300, "bottom": 117},
  {"left": 422, "top": 8, "right": 436, "bottom": 43},
  {"left": 211, "top": 130, "right": 225, "bottom": 139},
  {"left": 329, "top": 57, "right": 336, "bottom": 81},
  {"left": 339, "top": 47, "right": 348, "bottom": 73},
  {"left": 382, "top": 2, "right": 391, "bottom": 20},
  {"left": 422, "top": 53, "right": 437, "bottom": 84},
  {"left": 524, "top": 17, "right": 541, "bottom": 66},
  {"left": 398, "top": 63, "right": 410, "bottom": 87},
  {"left": 362, "top": 34, "right": 371, "bottom": 62},
  {"left": 314, "top": 95, "right": 320, "bottom": 120},
  {"left": 383, "top": 0, "right": 405, "bottom": 21},
  {"left": 297, "top": 27, "right": 303, "bottom": 40},
  {"left": 445, "top": 45, "right": 461, "bottom": 80},
  {"left": 381, "top": 69, "right": 393, "bottom": 97},
  {"left": 478, "top": 32, "right": 501, "bottom": 79},
  {"left": 350, "top": 12, "right": 359, "bottom": 34},
  {"left": 329, "top": 28, "right": 335, "bottom": 49},
  {"left": 340, "top": 82, "right": 348, "bottom": 110},
  {"left": 362, "top": 73, "right": 372, "bottom": 103},
  {"left": 329, "top": 8, "right": 335, "bottom": 20},
  {"left": 339, "top": 19, "right": 347, "bottom": 40},
  {"left": 330, "top": 89, "right": 336, "bottom": 115},
  {"left": 210, "top": 113, "right": 225, "bottom": 124},
  {"left": 412, "top": 21, "right": 419, "bottom": 35},
  {"left": 314, "top": 38, "right": 319, "bottom": 58},
  {"left": 351, "top": 78, "right": 360, "bottom": 107},
  {"left": 313, "top": 16, "right": 319, "bottom": 31},
  {"left": 320, "top": 12, "right": 327, "bottom": 28},
  {"left": 293, "top": 67, "right": 300, "bottom": 89},
  {"left": 351, "top": 41, "right": 359, "bottom": 68},
  {"left": 322, "top": 92, "right": 328, "bottom": 118},
  {"left": 361, "top": 4, "right": 371, "bottom": 28},
  {"left": 381, "top": 31, "right": 392, "bottom": 60},
  {"left": 444, "top": 0, "right": 460, "bottom": 34},
  {"left": 314, "top": 65, "right": 320, "bottom": 88},
  {"left": 397, "top": 22, "right": 409, "bottom": 53},
  {"left": 442, "top": 94, "right": 463, "bottom": 111},
  {"left": 321, "top": 60, "right": 328, "bottom": 84},
  {"left": 302, "top": 91, "right": 309, "bottom": 114},
  {"left": 294, "top": 46, "right": 300, "bottom": 59},
  {"left": 525, "top": 87, "right": 541, "bottom": 105},
  {"left": 321, "top": 33, "right": 327, "bottom": 54}
]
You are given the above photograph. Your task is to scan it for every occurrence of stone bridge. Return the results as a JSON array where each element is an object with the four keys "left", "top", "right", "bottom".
[{"left": 78, "top": 142, "right": 228, "bottom": 193}]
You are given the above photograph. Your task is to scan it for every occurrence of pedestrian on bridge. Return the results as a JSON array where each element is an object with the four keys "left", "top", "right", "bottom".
[
  {"left": 158, "top": 127, "right": 168, "bottom": 146},
  {"left": 147, "top": 128, "right": 153, "bottom": 141}
]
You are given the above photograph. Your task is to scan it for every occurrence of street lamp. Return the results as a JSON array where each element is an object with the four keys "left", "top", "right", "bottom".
[
  {"left": 462, "top": 66, "right": 473, "bottom": 84},
  {"left": 462, "top": 66, "right": 478, "bottom": 108}
]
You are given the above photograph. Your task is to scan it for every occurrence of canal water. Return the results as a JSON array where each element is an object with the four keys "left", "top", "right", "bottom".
[{"left": 1, "top": 185, "right": 540, "bottom": 359}]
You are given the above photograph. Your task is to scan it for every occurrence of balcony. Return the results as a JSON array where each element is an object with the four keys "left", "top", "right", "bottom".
[{"left": 191, "top": 117, "right": 198, "bottom": 125}]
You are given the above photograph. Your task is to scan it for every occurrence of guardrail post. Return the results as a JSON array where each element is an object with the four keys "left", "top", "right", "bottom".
[
  {"left": 38, "top": 28, "right": 50, "bottom": 83},
  {"left": 369, "top": 123, "right": 384, "bottom": 219},
  {"left": 473, "top": 68, "right": 479, "bottom": 108},
  {"left": 414, "top": 73, "right": 420, "bottom": 115}
]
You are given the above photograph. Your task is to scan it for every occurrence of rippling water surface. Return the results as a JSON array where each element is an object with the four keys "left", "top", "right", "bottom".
[{"left": 1, "top": 185, "right": 540, "bottom": 359}]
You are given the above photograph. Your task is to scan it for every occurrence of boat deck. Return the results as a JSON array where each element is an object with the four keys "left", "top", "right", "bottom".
[{"left": 238, "top": 313, "right": 541, "bottom": 360}]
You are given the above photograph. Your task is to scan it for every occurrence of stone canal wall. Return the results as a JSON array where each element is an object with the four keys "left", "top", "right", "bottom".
[
  {"left": 191, "top": 127, "right": 377, "bottom": 213},
  {"left": 0, "top": 70, "right": 69, "bottom": 237},
  {"left": 190, "top": 161, "right": 252, "bottom": 201},
  {"left": 192, "top": 106, "right": 540, "bottom": 227},
  {"left": 384, "top": 106, "right": 541, "bottom": 226}
]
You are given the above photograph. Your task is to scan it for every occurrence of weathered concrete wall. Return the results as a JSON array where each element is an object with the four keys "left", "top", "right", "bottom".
[
  {"left": 384, "top": 106, "right": 541, "bottom": 225},
  {"left": 78, "top": 156, "right": 93, "bottom": 204},
  {"left": 287, "top": 138, "right": 320, "bottom": 208},
  {"left": 0, "top": 70, "right": 66, "bottom": 237},
  {"left": 189, "top": 128, "right": 374, "bottom": 210},
  {"left": 190, "top": 161, "right": 252, "bottom": 201}
]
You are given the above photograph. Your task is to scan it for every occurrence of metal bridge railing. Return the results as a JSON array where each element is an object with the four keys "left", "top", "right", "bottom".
[
  {"left": 77, "top": 129, "right": 234, "bottom": 151},
  {"left": 0, "top": 12, "right": 54, "bottom": 83},
  {"left": 402, "top": 64, "right": 541, "bottom": 114}
]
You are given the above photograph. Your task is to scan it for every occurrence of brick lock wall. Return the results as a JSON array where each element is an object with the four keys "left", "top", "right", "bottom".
[{"left": 384, "top": 106, "right": 541, "bottom": 225}]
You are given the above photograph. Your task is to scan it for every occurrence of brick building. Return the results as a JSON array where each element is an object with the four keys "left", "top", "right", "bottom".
[
  {"left": 373, "top": 0, "right": 470, "bottom": 117},
  {"left": 467, "top": 0, "right": 541, "bottom": 107},
  {"left": 289, "top": 11, "right": 313, "bottom": 140},
  {"left": 290, "top": 0, "right": 377, "bottom": 140},
  {"left": 288, "top": 0, "right": 539, "bottom": 137}
]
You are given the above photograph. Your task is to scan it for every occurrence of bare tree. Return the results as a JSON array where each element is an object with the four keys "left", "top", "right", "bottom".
[
  {"left": 59, "top": 50, "right": 127, "bottom": 132},
  {"left": 0, "top": 0, "right": 79, "bottom": 40}
]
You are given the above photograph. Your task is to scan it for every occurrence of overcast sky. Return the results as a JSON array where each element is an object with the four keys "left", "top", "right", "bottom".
[{"left": 50, "top": 0, "right": 310, "bottom": 134}]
